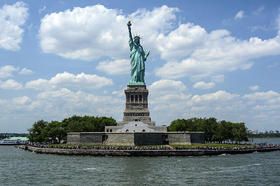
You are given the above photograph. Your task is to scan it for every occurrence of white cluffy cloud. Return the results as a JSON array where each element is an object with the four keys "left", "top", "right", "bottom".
[
  {"left": 26, "top": 72, "right": 113, "bottom": 90},
  {"left": 249, "top": 85, "right": 259, "bottom": 91},
  {"left": 19, "top": 68, "right": 33, "bottom": 75},
  {"left": 193, "top": 81, "right": 215, "bottom": 89},
  {"left": 12, "top": 96, "right": 31, "bottom": 105},
  {"left": 39, "top": 4, "right": 280, "bottom": 81},
  {"left": 148, "top": 80, "right": 190, "bottom": 124},
  {"left": 0, "top": 79, "right": 22, "bottom": 90},
  {"left": 97, "top": 59, "right": 130, "bottom": 75},
  {"left": 235, "top": 10, "right": 244, "bottom": 20},
  {"left": 0, "top": 2, "right": 28, "bottom": 51},
  {"left": 33, "top": 88, "right": 122, "bottom": 121},
  {"left": 0, "top": 65, "right": 34, "bottom": 78},
  {"left": 244, "top": 90, "right": 280, "bottom": 103},
  {"left": 149, "top": 79, "right": 187, "bottom": 93},
  {"left": 0, "top": 65, "right": 19, "bottom": 78},
  {"left": 188, "top": 90, "right": 239, "bottom": 106},
  {"left": 156, "top": 22, "right": 280, "bottom": 79},
  {"left": 39, "top": 5, "right": 177, "bottom": 61}
]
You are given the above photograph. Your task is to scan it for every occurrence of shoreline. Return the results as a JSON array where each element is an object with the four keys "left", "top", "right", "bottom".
[{"left": 18, "top": 145, "right": 280, "bottom": 156}]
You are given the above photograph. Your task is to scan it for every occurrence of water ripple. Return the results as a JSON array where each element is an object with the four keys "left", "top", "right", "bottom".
[{"left": 0, "top": 144, "right": 280, "bottom": 185}]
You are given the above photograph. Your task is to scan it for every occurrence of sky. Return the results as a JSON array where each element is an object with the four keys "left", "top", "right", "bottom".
[{"left": 0, "top": 0, "right": 280, "bottom": 132}]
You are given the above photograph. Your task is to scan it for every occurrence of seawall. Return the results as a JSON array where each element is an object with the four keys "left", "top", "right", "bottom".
[{"left": 18, "top": 145, "right": 280, "bottom": 156}]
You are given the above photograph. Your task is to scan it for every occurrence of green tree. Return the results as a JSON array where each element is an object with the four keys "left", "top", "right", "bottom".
[
  {"left": 28, "top": 116, "right": 117, "bottom": 143},
  {"left": 0, "top": 134, "right": 6, "bottom": 140},
  {"left": 168, "top": 117, "right": 249, "bottom": 143},
  {"left": 62, "top": 115, "right": 117, "bottom": 133},
  {"left": 28, "top": 120, "right": 48, "bottom": 142},
  {"left": 42, "top": 121, "right": 66, "bottom": 143},
  {"left": 203, "top": 118, "right": 218, "bottom": 142},
  {"left": 232, "top": 123, "right": 248, "bottom": 143}
]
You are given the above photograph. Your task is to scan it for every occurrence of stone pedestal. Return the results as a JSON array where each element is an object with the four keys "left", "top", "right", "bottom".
[
  {"left": 122, "top": 85, "right": 153, "bottom": 125},
  {"left": 106, "top": 84, "right": 167, "bottom": 133}
]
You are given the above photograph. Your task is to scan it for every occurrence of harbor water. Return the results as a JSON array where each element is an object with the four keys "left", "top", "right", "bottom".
[{"left": 0, "top": 138, "right": 280, "bottom": 186}]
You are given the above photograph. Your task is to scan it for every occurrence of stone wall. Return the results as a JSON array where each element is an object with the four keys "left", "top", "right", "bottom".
[
  {"left": 134, "top": 133, "right": 167, "bottom": 146},
  {"left": 67, "top": 132, "right": 80, "bottom": 144},
  {"left": 80, "top": 133, "right": 105, "bottom": 145},
  {"left": 67, "top": 131, "right": 205, "bottom": 146},
  {"left": 190, "top": 132, "right": 205, "bottom": 144},
  {"left": 105, "top": 133, "right": 134, "bottom": 146},
  {"left": 168, "top": 133, "right": 191, "bottom": 145}
]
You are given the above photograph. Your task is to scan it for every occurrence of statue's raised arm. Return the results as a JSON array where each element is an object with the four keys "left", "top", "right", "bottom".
[{"left": 127, "top": 21, "right": 133, "bottom": 41}]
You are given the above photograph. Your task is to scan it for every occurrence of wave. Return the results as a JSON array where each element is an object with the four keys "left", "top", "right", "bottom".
[{"left": 83, "top": 167, "right": 97, "bottom": 171}]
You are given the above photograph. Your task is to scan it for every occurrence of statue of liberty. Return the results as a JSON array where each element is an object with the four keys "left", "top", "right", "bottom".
[{"left": 127, "top": 21, "right": 150, "bottom": 85}]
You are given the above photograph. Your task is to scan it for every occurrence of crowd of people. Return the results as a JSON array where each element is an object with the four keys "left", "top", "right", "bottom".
[
  {"left": 174, "top": 144, "right": 280, "bottom": 151},
  {"left": 26, "top": 142, "right": 280, "bottom": 151}
]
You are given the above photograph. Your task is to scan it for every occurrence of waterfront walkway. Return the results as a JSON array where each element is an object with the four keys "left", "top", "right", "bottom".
[{"left": 18, "top": 143, "right": 280, "bottom": 156}]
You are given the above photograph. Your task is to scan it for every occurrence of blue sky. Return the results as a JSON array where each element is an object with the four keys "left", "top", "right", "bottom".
[{"left": 1, "top": 0, "right": 280, "bottom": 132}]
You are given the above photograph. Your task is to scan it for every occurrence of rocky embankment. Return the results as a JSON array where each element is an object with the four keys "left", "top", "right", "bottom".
[{"left": 18, "top": 144, "right": 280, "bottom": 156}]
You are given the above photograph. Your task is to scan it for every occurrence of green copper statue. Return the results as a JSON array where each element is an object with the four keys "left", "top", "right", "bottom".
[{"left": 127, "top": 21, "right": 150, "bottom": 85}]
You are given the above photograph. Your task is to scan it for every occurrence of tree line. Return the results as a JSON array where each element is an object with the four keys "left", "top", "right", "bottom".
[
  {"left": 28, "top": 115, "right": 116, "bottom": 143},
  {"left": 248, "top": 132, "right": 280, "bottom": 138},
  {"left": 168, "top": 117, "right": 248, "bottom": 143},
  {"left": 28, "top": 115, "right": 248, "bottom": 144}
]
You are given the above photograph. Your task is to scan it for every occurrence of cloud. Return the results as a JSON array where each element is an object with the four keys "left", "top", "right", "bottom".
[
  {"left": 12, "top": 96, "right": 31, "bottom": 105},
  {"left": 112, "top": 89, "right": 124, "bottom": 97},
  {"left": 26, "top": 72, "right": 113, "bottom": 90},
  {"left": 0, "top": 65, "right": 18, "bottom": 78},
  {"left": 149, "top": 79, "right": 187, "bottom": 95},
  {"left": 0, "top": 96, "right": 34, "bottom": 111},
  {"left": 188, "top": 90, "right": 239, "bottom": 106},
  {"left": 253, "top": 6, "right": 264, "bottom": 15},
  {"left": 0, "top": 86, "right": 126, "bottom": 132},
  {"left": 249, "top": 85, "right": 259, "bottom": 91},
  {"left": 147, "top": 80, "right": 190, "bottom": 124},
  {"left": 39, "top": 4, "right": 280, "bottom": 83},
  {"left": 39, "top": 5, "right": 177, "bottom": 61},
  {"left": 242, "top": 91, "right": 280, "bottom": 129},
  {"left": 235, "top": 10, "right": 244, "bottom": 20},
  {"left": 0, "top": 79, "right": 22, "bottom": 90},
  {"left": 156, "top": 23, "right": 207, "bottom": 60},
  {"left": 193, "top": 81, "right": 215, "bottom": 89},
  {"left": 96, "top": 59, "right": 130, "bottom": 75},
  {"left": 35, "top": 88, "right": 123, "bottom": 120},
  {"left": 267, "top": 62, "right": 279, "bottom": 68},
  {"left": 211, "top": 75, "right": 224, "bottom": 83},
  {"left": 181, "top": 90, "right": 280, "bottom": 130},
  {"left": 243, "top": 90, "right": 280, "bottom": 102},
  {"left": 156, "top": 23, "right": 280, "bottom": 79},
  {"left": 250, "top": 25, "right": 270, "bottom": 33},
  {"left": 38, "top": 5, "right": 46, "bottom": 14},
  {"left": 19, "top": 68, "right": 33, "bottom": 75},
  {"left": 0, "top": 2, "right": 28, "bottom": 51}
]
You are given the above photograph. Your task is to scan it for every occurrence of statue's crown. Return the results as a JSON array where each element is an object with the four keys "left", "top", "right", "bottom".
[{"left": 134, "top": 34, "right": 141, "bottom": 39}]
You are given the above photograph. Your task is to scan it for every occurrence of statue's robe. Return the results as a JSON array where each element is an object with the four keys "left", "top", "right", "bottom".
[{"left": 129, "top": 39, "right": 148, "bottom": 85}]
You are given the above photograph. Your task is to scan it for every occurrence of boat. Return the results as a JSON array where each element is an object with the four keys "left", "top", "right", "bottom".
[{"left": 0, "top": 138, "right": 27, "bottom": 145}]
